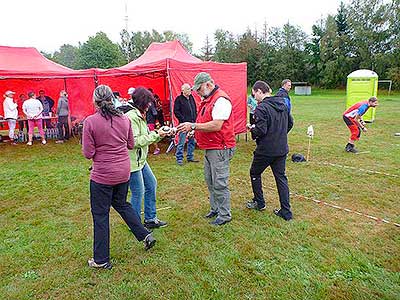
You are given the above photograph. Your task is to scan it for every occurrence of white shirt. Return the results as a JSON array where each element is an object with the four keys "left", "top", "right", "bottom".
[
  {"left": 3, "top": 97, "right": 18, "bottom": 119},
  {"left": 23, "top": 98, "right": 43, "bottom": 119},
  {"left": 212, "top": 97, "right": 232, "bottom": 120}
]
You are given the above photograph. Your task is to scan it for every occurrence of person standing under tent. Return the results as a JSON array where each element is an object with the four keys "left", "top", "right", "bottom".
[
  {"left": 125, "top": 87, "right": 169, "bottom": 229},
  {"left": 276, "top": 79, "right": 292, "bottom": 114},
  {"left": 82, "top": 85, "right": 155, "bottom": 270},
  {"left": 3, "top": 90, "right": 18, "bottom": 145},
  {"left": 22, "top": 92, "right": 46, "bottom": 146},
  {"left": 56, "top": 90, "right": 70, "bottom": 143},
  {"left": 343, "top": 97, "right": 379, "bottom": 153},
  {"left": 177, "top": 72, "right": 236, "bottom": 226},
  {"left": 173, "top": 83, "right": 198, "bottom": 166},
  {"left": 246, "top": 80, "right": 293, "bottom": 221},
  {"left": 17, "top": 94, "right": 28, "bottom": 132},
  {"left": 37, "top": 90, "right": 55, "bottom": 129}
]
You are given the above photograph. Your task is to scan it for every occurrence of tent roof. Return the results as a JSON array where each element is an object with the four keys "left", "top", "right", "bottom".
[
  {"left": 0, "top": 46, "right": 93, "bottom": 78},
  {"left": 120, "top": 40, "right": 202, "bottom": 69}
]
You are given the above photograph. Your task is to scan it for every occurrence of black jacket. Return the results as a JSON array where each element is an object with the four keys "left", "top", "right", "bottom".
[
  {"left": 146, "top": 99, "right": 158, "bottom": 124},
  {"left": 174, "top": 93, "right": 197, "bottom": 123},
  {"left": 251, "top": 96, "right": 293, "bottom": 156}
]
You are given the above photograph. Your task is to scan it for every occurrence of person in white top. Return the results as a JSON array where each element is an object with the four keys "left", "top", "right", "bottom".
[
  {"left": 3, "top": 90, "right": 18, "bottom": 144},
  {"left": 22, "top": 92, "right": 46, "bottom": 146}
]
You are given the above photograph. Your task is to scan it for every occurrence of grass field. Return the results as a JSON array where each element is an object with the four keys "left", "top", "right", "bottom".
[{"left": 1, "top": 89, "right": 399, "bottom": 300}]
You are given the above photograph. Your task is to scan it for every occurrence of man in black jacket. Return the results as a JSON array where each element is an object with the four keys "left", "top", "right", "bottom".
[
  {"left": 276, "top": 79, "right": 292, "bottom": 114},
  {"left": 246, "top": 80, "right": 294, "bottom": 221},
  {"left": 37, "top": 90, "right": 55, "bottom": 129},
  {"left": 173, "top": 83, "right": 198, "bottom": 165}
]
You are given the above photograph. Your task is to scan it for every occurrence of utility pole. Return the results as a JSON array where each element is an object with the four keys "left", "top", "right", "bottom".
[{"left": 124, "top": 1, "right": 129, "bottom": 32}]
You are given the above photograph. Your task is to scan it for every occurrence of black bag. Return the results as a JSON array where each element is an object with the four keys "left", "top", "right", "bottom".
[{"left": 291, "top": 153, "right": 306, "bottom": 163}]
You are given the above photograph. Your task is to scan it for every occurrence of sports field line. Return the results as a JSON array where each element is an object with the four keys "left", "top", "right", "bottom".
[
  {"left": 312, "top": 161, "right": 399, "bottom": 178},
  {"left": 235, "top": 178, "right": 400, "bottom": 228},
  {"left": 141, "top": 206, "right": 172, "bottom": 214}
]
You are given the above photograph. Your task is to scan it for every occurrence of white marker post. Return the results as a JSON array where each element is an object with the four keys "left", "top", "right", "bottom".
[{"left": 306, "top": 125, "right": 314, "bottom": 161}]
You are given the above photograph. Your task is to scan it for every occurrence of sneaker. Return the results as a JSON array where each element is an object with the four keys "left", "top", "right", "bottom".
[
  {"left": 41, "top": 140, "right": 47, "bottom": 145},
  {"left": 348, "top": 147, "right": 358, "bottom": 153},
  {"left": 204, "top": 211, "right": 218, "bottom": 218},
  {"left": 143, "top": 233, "right": 156, "bottom": 251},
  {"left": 55, "top": 140, "right": 64, "bottom": 144},
  {"left": 153, "top": 148, "right": 161, "bottom": 155},
  {"left": 27, "top": 141, "right": 32, "bottom": 146},
  {"left": 246, "top": 200, "right": 266, "bottom": 211},
  {"left": 144, "top": 218, "right": 168, "bottom": 229},
  {"left": 88, "top": 258, "right": 113, "bottom": 270},
  {"left": 210, "top": 218, "right": 231, "bottom": 226},
  {"left": 187, "top": 159, "right": 199, "bottom": 163},
  {"left": 273, "top": 209, "right": 293, "bottom": 221}
]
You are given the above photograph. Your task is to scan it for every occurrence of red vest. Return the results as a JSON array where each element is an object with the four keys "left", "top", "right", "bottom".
[{"left": 195, "top": 88, "right": 236, "bottom": 150}]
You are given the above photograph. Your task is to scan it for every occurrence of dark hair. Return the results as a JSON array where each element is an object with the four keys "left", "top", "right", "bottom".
[
  {"left": 148, "top": 88, "right": 154, "bottom": 93},
  {"left": 93, "top": 85, "right": 122, "bottom": 122},
  {"left": 368, "top": 96, "right": 378, "bottom": 102},
  {"left": 28, "top": 92, "right": 35, "bottom": 98},
  {"left": 132, "top": 87, "right": 154, "bottom": 113},
  {"left": 39, "top": 90, "right": 45, "bottom": 93},
  {"left": 113, "top": 91, "right": 120, "bottom": 97},
  {"left": 252, "top": 81, "right": 271, "bottom": 93},
  {"left": 281, "top": 79, "right": 291, "bottom": 86}
]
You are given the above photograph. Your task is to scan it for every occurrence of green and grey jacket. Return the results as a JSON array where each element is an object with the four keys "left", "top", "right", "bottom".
[{"left": 125, "top": 107, "right": 162, "bottom": 172}]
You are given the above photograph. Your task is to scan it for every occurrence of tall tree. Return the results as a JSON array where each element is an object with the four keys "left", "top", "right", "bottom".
[
  {"left": 120, "top": 29, "right": 134, "bottom": 62},
  {"left": 119, "top": 29, "right": 193, "bottom": 61},
  {"left": 78, "top": 32, "right": 125, "bottom": 68},
  {"left": 213, "top": 29, "right": 237, "bottom": 62},
  {"left": 305, "top": 22, "right": 324, "bottom": 85},
  {"left": 200, "top": 35, "right": 214, "bottom": 61},
  {"left": 347, "top": 0, "right": 392, "bottom": 70},
  {"left": 267, "top": 23, "right": 309, "bottom": 86},
  {"left": 51, "top": 44, "right": 80, "bottom": 69}
]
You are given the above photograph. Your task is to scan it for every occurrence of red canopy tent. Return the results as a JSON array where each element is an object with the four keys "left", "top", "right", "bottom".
[
  {"left": 0, "top": 46, "right": 96, "bottom": 121},
  {"left": 97, "top": 40, "right": 247, "bottom": 134},
  {"left": 1, "top": 41, "right": 247, "bottom": 134}
]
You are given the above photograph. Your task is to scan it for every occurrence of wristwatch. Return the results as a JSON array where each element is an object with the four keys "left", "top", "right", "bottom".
[{"left": 191, "top": 123, "right": 196, "bottom": 130}]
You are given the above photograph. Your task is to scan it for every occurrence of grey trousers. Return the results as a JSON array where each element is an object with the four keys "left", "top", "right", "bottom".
[{"left": 204, "top": 148, "right": 235, "bottom": 221}]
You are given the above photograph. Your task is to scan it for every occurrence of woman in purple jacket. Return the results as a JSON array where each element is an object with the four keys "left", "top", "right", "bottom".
[{"left": 82, "top": 85, "right": 155, "bottom": 270}]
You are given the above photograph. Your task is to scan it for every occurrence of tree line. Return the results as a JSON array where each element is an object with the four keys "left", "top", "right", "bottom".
[{"left": 45, "top": 0, "right": 400, "bottom": 89}]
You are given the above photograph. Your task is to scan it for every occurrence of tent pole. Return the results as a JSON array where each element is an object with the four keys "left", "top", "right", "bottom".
[
  {"left": 166, "top": 60, "right": 174, "bottom": 127},
  {"left": 163, "top": 72, "right": 168, "bottom": 125},
  {"left": 63, "top": 77, "right": 72, "bottom": 139}
]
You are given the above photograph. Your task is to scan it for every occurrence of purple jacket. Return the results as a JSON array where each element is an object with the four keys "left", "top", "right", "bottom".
[{"left": 82, "top": 111, "right": 134, "bottom": 185}]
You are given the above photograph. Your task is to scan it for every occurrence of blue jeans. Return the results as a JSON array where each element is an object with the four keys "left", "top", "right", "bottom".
[
  {"left": 129, "top": 163, "right": 157, "bottom": 222},
  {"left": 176, "top": 132, "right": 195, "bottom": 163}
]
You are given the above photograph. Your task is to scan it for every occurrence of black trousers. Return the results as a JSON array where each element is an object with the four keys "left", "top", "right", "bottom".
[
  {"left": 250, "top": 154, "right": 292, "bottom": 218},
  {"left": 57, "top": 116, "right": 70, "bottom": 140},
  {"left": 90, "top": 180, "right": 149, "bottom": 264}
]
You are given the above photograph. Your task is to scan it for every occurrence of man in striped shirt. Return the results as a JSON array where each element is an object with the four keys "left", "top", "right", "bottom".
[{"left": 342, "top": 97, "right": 379, "bottom": 153}]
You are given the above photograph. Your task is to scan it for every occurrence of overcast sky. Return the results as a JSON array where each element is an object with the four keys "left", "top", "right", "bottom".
[{"left": 0, "top": 0, "right": 344, "bottom": 54}]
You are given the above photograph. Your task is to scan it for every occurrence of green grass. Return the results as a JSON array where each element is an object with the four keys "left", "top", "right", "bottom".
[{"left": 1, "top": 90, "right": 399, "bottom": 300}]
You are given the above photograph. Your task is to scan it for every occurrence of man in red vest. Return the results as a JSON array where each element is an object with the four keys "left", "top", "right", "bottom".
[{"left": 176, "top": 72, "right": 236, "bottom": 226}]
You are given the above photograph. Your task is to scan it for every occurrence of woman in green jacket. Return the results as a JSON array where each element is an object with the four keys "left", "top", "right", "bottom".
[{"left": 125, "top": 87, "right": 168, "bottom": 229}]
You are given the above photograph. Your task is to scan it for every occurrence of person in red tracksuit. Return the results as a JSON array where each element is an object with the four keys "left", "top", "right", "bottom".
[
  {"left": 342, "top": 97, "right": 379, "bottom": 153},
  {"left": 176, "top": 72, "right": 236, "bottom": 226}
]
